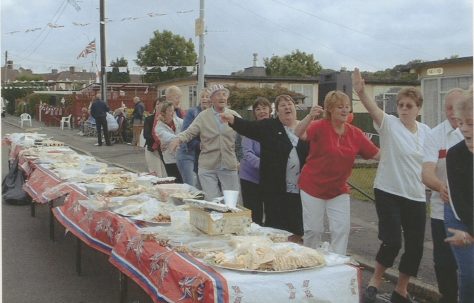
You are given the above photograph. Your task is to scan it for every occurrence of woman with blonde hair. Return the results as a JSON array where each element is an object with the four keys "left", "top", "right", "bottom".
[
  {"left": 157, "top": 101, "right": 183, "bottom": 183},
  {"left": 353, "top": 68, "right": 431, "bottom": 303},
  {"left": 165, "top": 86, "right": 185, "bottom": 119},
  {"left": 445, "top": 93, "right": 474, "bottom": 303},
  {"left": 144, "top": 99, "right": 167, "bottom": 177},
  {"left": 295, "top": 91, "right": 379, "bottom": 255}
]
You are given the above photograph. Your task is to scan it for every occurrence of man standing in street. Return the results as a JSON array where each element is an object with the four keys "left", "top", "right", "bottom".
[
  {"left": 90, "top": 93, "right": 112, "bottom": 146},
  {"left": 422, "top": 88, "right": 465, "bottom": 303}
]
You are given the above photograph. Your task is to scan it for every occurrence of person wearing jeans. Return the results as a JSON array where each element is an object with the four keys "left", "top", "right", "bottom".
[
  {"left": 176, "top": 88, "right": 210, "bottom": 187},
  {"left": 445, "top": 93, "right": 474, "bottom": 303},
  {"left": 421, "top": 88, "right": 465, "bottom": 303}
]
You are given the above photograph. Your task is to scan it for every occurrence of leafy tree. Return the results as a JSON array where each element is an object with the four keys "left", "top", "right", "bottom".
[
  {"left": 264, "top": 50, "right": 322, "bottom": 77},
  {"left": 227, "top": 85, "right": 305, "bottom": 110},
  {"left": 107, "top": 57, "right": 130, "bottom": 83},
  {"left": 1, "top": 87, "right": 31, "bottom": 114},
  {"left": 361, "top": 60, "right": 422, "bottom": 82},
  {"left": 135, "top": 30, "right": 197, "bottom": 83}
]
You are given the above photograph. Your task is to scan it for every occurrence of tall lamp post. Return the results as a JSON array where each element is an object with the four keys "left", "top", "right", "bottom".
[
  {"left": 196, "top": 0, "right": 205, "bottom": 103},
  {"left": 100, "top": 0, "right": 107, "bottom": 104}
]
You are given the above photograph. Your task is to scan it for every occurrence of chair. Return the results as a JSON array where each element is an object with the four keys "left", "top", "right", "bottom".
[
  {"left": 60, "top": 114, "right": 72, "bottom": 130},
  {"left": 19, "top": 113, "right": 32, "bottom": 128}
]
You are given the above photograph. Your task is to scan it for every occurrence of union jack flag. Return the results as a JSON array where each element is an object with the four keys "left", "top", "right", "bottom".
[{"left": 76, "top": 40, "right": 96, "bottom": 59}]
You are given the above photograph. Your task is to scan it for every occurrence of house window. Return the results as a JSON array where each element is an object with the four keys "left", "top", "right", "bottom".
[
  {"left": 260, "top": 83, "right": 274, "bottom": 89},
  {"left": 422, "top": 75, "right": 472, "bottom": 127},
  {"left": 188, "top": 85, "right": 197, "bottom": 107},
  {"left": 290, "top": 83, "right": 314, "bottom": 107}
]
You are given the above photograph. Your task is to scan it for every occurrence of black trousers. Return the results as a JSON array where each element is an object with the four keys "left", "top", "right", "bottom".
[
  {"left": 95, "top": 116, "right": 110, "bottom": 145},
  {"left": 263, "top": 191, "right": 303, "bottom": 236},
  {"left": 240, "top": 179, "right": 264, "bottom": 225},
  {"left": 164, "top": 163, "right": 183, "bottom": 183},
  {"left": 431, "top": 218, "right": 458, "bottom": 303},
  {"left": 374, "top": 188, "right": 426, "bottom": 277}
]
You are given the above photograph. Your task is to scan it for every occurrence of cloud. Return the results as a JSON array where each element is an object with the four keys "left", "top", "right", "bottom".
[{"left": 1, "top": 0, "right": 472, "bottom": 74}]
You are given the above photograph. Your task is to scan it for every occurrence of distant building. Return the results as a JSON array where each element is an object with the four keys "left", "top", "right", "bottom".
[{"left": 410, "top": 56, "right": 473, "bottom": 127}]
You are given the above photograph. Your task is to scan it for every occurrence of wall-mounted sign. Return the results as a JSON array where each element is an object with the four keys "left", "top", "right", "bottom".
[{"left": 427, "top": 67, "right": 444, "bottom": 76}]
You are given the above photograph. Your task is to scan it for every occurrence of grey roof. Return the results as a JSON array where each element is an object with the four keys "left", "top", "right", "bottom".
[{"left": 410, "top": 56, "right": 473, "bottom": 69}]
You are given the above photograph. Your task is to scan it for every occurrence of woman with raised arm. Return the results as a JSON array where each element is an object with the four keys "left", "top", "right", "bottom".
[
  {"left": 353, "top": 68, "right": 431, "bottom": 303},
  {"left": 294, "top": 90, "right": 379, "bottom": 256},
  {"left": 220, "top": 95, "right": 309, "bottom": 242}
]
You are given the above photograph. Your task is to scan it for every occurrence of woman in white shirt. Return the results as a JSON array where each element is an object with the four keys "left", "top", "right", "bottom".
[
  {"left": 353, "top": 68, "right": 430, "bottom": 303},
  {"left": 157, "top": 101, "right": 183, "bottom": 183}
]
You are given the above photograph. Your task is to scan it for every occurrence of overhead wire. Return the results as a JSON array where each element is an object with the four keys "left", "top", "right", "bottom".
[
  {"left": 15, "top": 0, "right": 69, "bottom": 61},
  {"left": 227, "top": 0, "right": 380, "bottom": 70},
  {"left": 270, "top": 0, "right": 431, "bottom": 57}
]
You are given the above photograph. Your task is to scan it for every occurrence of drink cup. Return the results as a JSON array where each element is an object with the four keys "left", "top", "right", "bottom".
[{"left": 223, "top": 190, "right": 239, "bottom": 208}]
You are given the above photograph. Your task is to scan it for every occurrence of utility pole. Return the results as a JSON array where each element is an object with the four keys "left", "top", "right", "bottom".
[
  {"left": 196, "top": 0, "right": 205, "bottom": 103},
  {"left": 99, "top": 0, "right": 107, "bottom": 103},
  {"left": 3, "top": 51, "right": 7, "bottom": 85}
]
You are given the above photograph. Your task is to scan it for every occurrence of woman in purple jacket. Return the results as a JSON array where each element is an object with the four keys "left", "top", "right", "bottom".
[{"left": 239, "top": 97, "right": 272, "bottom": 225}]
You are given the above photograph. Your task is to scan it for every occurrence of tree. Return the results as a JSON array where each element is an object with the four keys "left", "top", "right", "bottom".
[
  {"left": 135, "top": 30, "right": 197, "bottom": 83},
  {"left": 264, "top": 50, "right": 322, "bottom": 77},
  {"left": 227, "top": 85, "right": 305, "bottom": 110},
  {"left": 107, "top": 57, "right": 130, "bottom": 83}
]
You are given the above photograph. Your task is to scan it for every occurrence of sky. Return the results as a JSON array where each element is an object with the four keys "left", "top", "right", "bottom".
[{"left": 1, "top": 0, "right": 473, "bottom": 76}]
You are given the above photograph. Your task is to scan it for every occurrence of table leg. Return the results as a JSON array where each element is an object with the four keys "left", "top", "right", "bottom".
[
  {"left": 30, "top": 202, "right": 36, "bottom": 217},
  {"left": 49, "top": 201, "right": 55, "bottom": 242},
  {"left": 119, "top": 271, "right": 128, "bottom": 303},
  {"left": 76, "top": 237, "right": 82, "bottom": 276}
]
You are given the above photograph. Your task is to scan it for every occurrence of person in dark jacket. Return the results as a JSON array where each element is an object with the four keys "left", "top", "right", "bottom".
[
  {"left": 132, "top": 96, "right": 145, "bottom": 146},
  {"left": 220, "top": 94, "right": 309, "bottom": 242},
  {"left": 445, "top": 93, "right": 474, "bottom": 303},
  {"left": 90, "top": 93, "right": 111, "bottom": 146}
]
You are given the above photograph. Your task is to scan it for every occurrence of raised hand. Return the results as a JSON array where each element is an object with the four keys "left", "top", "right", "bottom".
[{"left": 352, "top": 68, "right": 365, "bottom": 95}]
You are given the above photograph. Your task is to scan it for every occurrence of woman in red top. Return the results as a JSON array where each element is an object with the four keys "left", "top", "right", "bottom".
[{"left": 295, "top": 91, "right": 379, "bottom": 255}]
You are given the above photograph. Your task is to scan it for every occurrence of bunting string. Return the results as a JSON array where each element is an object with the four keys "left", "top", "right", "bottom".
[{"left": 4, "top": 10, "right": 194, "bottom": 35}]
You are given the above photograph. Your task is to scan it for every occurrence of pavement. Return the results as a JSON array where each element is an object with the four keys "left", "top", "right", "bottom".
[{"left": 1, "top": 114, "right": 441, "bottom": 303}]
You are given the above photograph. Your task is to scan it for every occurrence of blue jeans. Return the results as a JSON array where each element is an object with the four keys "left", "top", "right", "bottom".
[
  {"left": 176, "top": 146, "right": 198, "bottom": 187},
  {"left": 431, "top": 218, "right": 458, "bottom": 303},
  {"left": 444, "top": 204, "right": 474, "bottom": 303}
]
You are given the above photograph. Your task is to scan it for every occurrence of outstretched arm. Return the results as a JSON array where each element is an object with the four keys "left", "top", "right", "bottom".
[
  {"left": 352, "top": 68, "right": 384, "bottom": 127},
  {"left": 294, "top": 105, "right": 324, "bottom": 140}
]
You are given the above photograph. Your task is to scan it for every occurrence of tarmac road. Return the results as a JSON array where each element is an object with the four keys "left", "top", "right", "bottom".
[{"left": 1, "top": 115, "right": 440, "bottom": 303}]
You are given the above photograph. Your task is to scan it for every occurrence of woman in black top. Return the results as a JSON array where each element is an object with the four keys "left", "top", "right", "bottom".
[{"left": 445, "top": 93, "right": 473, "bottom": 303}]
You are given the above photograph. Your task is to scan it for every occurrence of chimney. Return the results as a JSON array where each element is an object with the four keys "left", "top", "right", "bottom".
[
  {"left": 52, "top": 69, "right": 58, "bottom": 74},
  {"left": 252, "top": 53, "right": 258, "bottom": 67},
  {"left": 6, "top": 60, "right": 13, "bottom": 70},
  {"left": 69, "top": 66, "right": 75, "bottom": 73}
]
